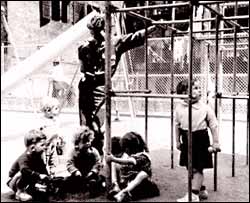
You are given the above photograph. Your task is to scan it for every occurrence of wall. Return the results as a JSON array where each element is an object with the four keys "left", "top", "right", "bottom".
[{"left": 6, "top": 1, "right": 81, "bottom": 64}]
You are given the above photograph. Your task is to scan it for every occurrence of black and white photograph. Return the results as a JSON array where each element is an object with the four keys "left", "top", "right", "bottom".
[{"left": 1, "top": 1, "right": 249, "bottom": 202}]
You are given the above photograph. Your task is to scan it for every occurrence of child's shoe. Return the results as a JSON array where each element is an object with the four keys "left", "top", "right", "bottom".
[
  {"left": 108, "top": 183, "right": 121, "bottom": 199},
  {"left": 35, "top": 183, "right": 47, "bottom": 193},
  {"left": 177, "top": 192, "right": 200, "bottom": 202},
  {"left": 15, "top": 190, "right": 32, "bottom": 201},
  {"left": 199, "top": 189, "right": 208, "bottom": 200},
  {"left": 88, "top": 179, "right": 99, "bottom": 198},
  {"left": 107, "top": 183, "right": 121, "bottom": 200},
  {"left": 114, "top": 191, "right": 132, "bottom": 202}
]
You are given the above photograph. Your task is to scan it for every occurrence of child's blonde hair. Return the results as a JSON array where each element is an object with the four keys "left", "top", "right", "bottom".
[
  {"left": 40, "top": 96, "right": 60, "bottom": 114},
  {"left": 73, "top": 126, "right": 94, "bottom": 147}
]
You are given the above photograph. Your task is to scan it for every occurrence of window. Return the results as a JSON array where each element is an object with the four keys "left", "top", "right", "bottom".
[{"left": 39, "top": 1, "right": 51, "bottom": 27}]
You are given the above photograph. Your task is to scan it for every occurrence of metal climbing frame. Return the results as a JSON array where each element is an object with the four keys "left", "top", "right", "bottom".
[{"left": 104, "top": 1, "right": 249, "bottom": 200}]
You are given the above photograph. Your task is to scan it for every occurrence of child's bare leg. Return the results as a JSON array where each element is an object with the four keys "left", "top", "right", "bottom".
[
  {"left": 107, "top": 162, "right": 121, "bottom": 199},
  {"left": 108, "top": 162, "right": 121, "bottom": 194},
  {"left": 192, "top": 169, "right": 204, "bottom": 191},
  {"left": 123, "top": 171, "right": 148, "bottom": 192},
  {"left": 111, "top": 162, "right": 120, "bottom": 186},
  {"left": 114, "top": 171, "right": 148, "bottom": 202}
]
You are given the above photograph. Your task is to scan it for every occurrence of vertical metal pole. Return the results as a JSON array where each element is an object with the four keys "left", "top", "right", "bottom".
[
  {"left": 214, "top": 12, "right": 220, "bottom": 118},
  {"left": 104, "top": 0, "right": 112, "bottom": 190},
  {"left": 188, "top": 3, "right": 193, "bottom": 202},
  {"left": 246, "top": 4, "right": 249, "bottom": 166},
  {"left": 232, "top": 1, "right": 238, "bottom": 177},
  {"left": 144, "top": 1, "right": 149, "bottom": 146},
  {"left": 170, "top": 2, "right": 176, "bottom": 169},
  {"left": 205, "top": 43, "right": 209, "bottom": 104},
  {"left": 172, "top": 1, "right": 176, "bottom": 26},
  {"left": 170, "top": 31, "right": 175, "bottom": 169},
  {"left": 214, "top": 3, "right": 221, "bottom": 191},
  {"left": 1, "top": 43, "right": 4, "bottom": 75}
]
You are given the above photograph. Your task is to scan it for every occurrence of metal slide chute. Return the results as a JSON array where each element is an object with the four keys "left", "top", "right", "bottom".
[{"left": 1, "top": 10, "right": 99, "bottom": 93}]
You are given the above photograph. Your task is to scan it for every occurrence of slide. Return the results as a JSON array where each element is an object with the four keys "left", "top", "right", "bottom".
[{"left": 1, "top": 10, "right": 99, "bottom": 93}]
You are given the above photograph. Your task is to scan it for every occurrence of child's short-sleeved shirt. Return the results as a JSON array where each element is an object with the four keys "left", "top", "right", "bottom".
[
  {"left": 120, "top": 152, "right": 152, "bottom": 183},
  {"left": 175, "top": 100, "right": 218, "bottom": 131}
]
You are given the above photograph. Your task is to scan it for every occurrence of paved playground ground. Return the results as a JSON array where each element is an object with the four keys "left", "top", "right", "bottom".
[{"left": 1, "top": 110, "right": 249, "bottom": 202}]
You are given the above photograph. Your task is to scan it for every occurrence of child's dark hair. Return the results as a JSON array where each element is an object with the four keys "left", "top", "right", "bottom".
[
  {"left": 120, "top": 132, "right": 149, "bottom": 155},
  {"left": 73, "top": 126, "right": 94, "bottom": 147},
  {"left": 24, "top": 129, "right": 47, "bottom": 147},
  {"left": 176, "top": 78, "right": 198, "bottom": 94},
  {"left": 87, "top": 15, "right": 105, "bottom": 32}
]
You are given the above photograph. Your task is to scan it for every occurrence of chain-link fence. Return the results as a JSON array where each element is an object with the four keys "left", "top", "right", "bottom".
[
  {"left": 204, "top": 34, "right": 249, "bottom": 117},
  {"left": 1, "top": 34, "right": 249, "bottom": 120},
  {"left": 112, "top": 34, "right": 248, "bottom": 119}
]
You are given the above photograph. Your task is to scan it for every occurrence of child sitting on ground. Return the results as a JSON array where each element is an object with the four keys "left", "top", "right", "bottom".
[
  {"left": 175, "top": 78, "right": 221, "bottom": 202},
  {"left": 65, "top": 126, "right": 106, "bottom": 197},
  {"left": 6, "top": 129, "right": 49, "bottom": 202},
  {"left": 39, "top": 96, "right": 65, "bottom": 176},
  {"left": 106, "top": 131, "right": 160, "bottom": 202}
]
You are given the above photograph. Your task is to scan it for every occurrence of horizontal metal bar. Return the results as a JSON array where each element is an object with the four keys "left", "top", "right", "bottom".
[
  {"left": 1, "top": 44, "right": 46, "bottom": 48},
  {"left": 215, "top": 42, "right": 249, "bottom": 46},
  {"left": 153, "top": 18, "right": 212, "bottom": 25},
  {"left": 220, "top": 1, "right": 249, "bottom": 7},
  {"left": 114, "top": 2, "right": 190, "bottom": 13},
  {"left": 111, "top": 92, "right": 189, "bottom": 99},
  {"left": 198, "top": 1, "right": 227, "bottom": 5},
  {"left": 153, "top": 19, "right": 189, "bottom": 25},
  {"left": 148, "top": 33, "right": 249, "bottom": 40},
  {"left": 217, "top": 94, "right": 249, "bottom": 100},
  {"left": 111, "top": 89, "right": 151, "bottom": 94},
  {"left": 176, "top": 27, "right": 249, "bottom": 34},
  {"left": 206, "top": 43, "right": 249, "bottom": 47},
  {"left": 152, "top": 15, "right": 249, "bottom": 25},
  {"left": 220, "top": 47, "right": 248, "bottom": 50},
  {"left": 196, "top": 35, "right": 249, "bottom": 40},
  {"left": 223, "top": 15, "right": 249, "bottom": 21},
  {"left": 194, "top": 17, "right": 215, "bottom": 23}
]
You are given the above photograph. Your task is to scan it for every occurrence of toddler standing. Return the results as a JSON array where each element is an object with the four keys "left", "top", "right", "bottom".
[
  {"left": 175, "top": 79, "right": 221, "bottom": 202},
  {"left": 39, "top": 96, "right": 65, "bottom": 176}
]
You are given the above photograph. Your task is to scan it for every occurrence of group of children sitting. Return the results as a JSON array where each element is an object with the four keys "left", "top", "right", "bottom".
[{"left": 6, "top": 97, "right": 160, "bottom": 202}]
